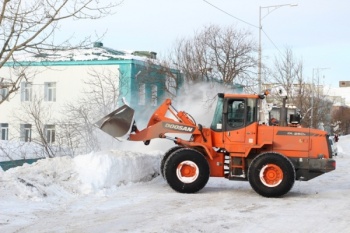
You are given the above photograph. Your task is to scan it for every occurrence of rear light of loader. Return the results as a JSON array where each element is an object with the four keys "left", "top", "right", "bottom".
[
  {"left": 331, "top": 160, "right": 336, "bottom": 169},
  {"left": 325, "top": 159, "right": 336, "bottom": 171}
]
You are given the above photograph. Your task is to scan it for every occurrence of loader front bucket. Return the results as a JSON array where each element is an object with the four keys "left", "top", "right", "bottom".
[{"left": 94, "top": 105, "right": 135, "bottom": 138}]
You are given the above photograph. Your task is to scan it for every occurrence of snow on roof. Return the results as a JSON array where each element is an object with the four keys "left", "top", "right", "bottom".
[{"left": 11, "top": 45, "right": 157, "bottom": 63}]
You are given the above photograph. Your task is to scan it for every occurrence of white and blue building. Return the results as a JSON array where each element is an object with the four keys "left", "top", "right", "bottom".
[{"left": 0, "top": 42, "right": 182, "bottom": 146}]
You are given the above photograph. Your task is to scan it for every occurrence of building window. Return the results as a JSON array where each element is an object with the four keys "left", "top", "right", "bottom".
[
  {"left": 166, "top": 76, "right": 177, "bottom": 97},
  {"left": 44, "top": 82, "right": 56, "bottom": 102},
  {"left": 151, "top": 84, "right": 158, "bottom": 106},
  {"left": 0, "top": 123, "right": 8, "bottom": 140},
  {"left": 44, "top": 124, "right": 55, "bottom": 144},
  {"left": 21, "top": 82, "right": 32, "bottom": 102},
  {"left": 0, "top": 88, "right": 8, "bottom": 101},
  {"left": 138, "top": 83, "right": 145, "bottom": 105},
  {"left": 20, "top": 124, "right": 32, "bottom": 142}
]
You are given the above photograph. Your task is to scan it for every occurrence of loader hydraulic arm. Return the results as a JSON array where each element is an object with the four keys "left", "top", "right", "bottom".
[
  {"left": 129, "top": 99, "right": 199, "bottom": 142},
  {"left": 146, "top": 99, "right": 196, "bottom": 128}
]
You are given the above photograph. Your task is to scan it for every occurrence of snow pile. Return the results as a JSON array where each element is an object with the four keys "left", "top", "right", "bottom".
[
  {"left": 74, "top": 150, "right": 162, "bottom": 194},
  {"left": 336, "top": 134, "right": 348, "bottom": 156},
  {"left": 0, "top": 156, "right": 77, "bottom": 200},
  {"left": 0, "top": 140, "right": 46, "bottom": 161},
  {"left": 0, "top": 150, "right": 162, "bottom": 200}
]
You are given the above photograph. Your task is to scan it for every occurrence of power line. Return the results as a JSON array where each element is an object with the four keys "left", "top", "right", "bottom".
[
  {"left": 203, "top": 0, "right": 258, "bottom": 29},
  {"left": 203, "top": 1, "right": 287, "bottom": 61},
  {"left": 261, "top": 29, "right": 283, "bottom": 57}
]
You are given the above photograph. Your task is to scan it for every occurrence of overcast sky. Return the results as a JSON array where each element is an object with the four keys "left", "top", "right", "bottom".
[{"left": 61, "top": 0, "right": 350, "bottom": 88}]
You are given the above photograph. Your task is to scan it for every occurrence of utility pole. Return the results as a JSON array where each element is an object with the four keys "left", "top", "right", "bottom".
[{"left": 258, "top": 4, "right": 297, "bottom": 123}]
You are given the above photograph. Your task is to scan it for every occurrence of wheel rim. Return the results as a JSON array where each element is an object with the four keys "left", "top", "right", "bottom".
[
  {"left": 176, "top": 160, "right": 199, "bottom": 183},
  {"left": 259, "top": 164, "right": 283, "bottom": 187}
]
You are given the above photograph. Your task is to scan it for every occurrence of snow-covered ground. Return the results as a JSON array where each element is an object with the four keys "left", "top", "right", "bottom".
[{"left": 1, "top": 135, "right": 349, "bottom": 233}]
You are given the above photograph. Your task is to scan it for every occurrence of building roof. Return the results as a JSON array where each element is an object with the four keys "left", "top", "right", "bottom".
[{"left": 11, "top": 42, "right": 157, "bottom": 63}]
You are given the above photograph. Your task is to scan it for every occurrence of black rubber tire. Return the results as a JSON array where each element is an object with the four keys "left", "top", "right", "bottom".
[
  {"left": 164, "top": 148, "right": 210, "bottom": 193},
  {"left": 160, "top": 146, "right": 183, "bottom": 179},
  {"left": 248, "top": 152, "right": 296, "bottom": 197}
]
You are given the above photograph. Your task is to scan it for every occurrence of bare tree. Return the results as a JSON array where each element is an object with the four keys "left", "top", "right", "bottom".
[
  {"left": 332, "top": 106, "right": 350, "bottom": 135},
  {"left": 136, "top": 59, "right": 181, "bottom": 100},
  {"left": 61, "top": 67, "right": 124, "bottom": 154},
  {"left": 60, "top": 102, "right": 101, "bottom": 155},
  {"left": 292, "top": 63, "right": 313, "bottom": 126},
  {"left": 170, "top": 24, "right": 257, "bottom": 87},
  {"left": 269, "top": 47, "right": 334, "bottom": 129},
  {"left": 0, "top": 0, "right": 122, "bottom": 104},
  {"left": 270, "top": 48, "right": 301, "bottom": 100},
  {"left": 267, "top": 48, "right": 303, "bottom": 121},
  {"left": 83, "top": 67, "right": 122, "bottom": 115},
  {"left": 12, "top": 92, "right": 57, "bottom": 158}
]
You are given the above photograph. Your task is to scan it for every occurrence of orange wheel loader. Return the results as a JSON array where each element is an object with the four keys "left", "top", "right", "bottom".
[{"left": 95, "top": 91, "right": 336, "bottom": 197}]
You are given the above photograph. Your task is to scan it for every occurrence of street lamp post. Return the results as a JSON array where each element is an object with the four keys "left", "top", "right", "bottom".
[{"left": 258, "top": 4, "right": 298, "bottom": 93}]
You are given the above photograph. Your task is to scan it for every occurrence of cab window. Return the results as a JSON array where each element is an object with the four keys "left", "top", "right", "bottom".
[
  {"left": 210, "top": 96, "right": 224, "bottom": 131},
  {"left": 227, "top": 99, "right": 245, "bottom": 128}
]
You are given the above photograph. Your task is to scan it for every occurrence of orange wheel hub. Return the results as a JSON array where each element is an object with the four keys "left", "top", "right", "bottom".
[
  {"left": 260, "top": 164, "right": 283, "bottom": 187},
  {"left": 176, "top": 161, "right": 199, "bottom": 183},
  {"left": 179, "top": 164, "right": 196, "bottom": 177}
]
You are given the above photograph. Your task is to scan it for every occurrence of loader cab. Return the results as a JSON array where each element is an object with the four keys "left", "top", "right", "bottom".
[{"left": 211, "top": 94, "right": 257, "bottom": 132}]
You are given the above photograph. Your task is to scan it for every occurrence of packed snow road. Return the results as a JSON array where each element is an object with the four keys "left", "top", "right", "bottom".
[{"left": 1, "top": 136, "right": 350, "bottom": 233}]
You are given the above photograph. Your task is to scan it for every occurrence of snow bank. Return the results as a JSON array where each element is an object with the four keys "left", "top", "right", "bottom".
[
  {"left": 0, "top": 140, "right": 46, "bottom": 161},
  {"left": 336, "top": 134, "right": 350, "bottom": 156},
  {"left": 74, "top": 150, "right": 162, "bottom": 194},
  {"left": 0, "top": 150, "right": 162, "bottom": 200}
]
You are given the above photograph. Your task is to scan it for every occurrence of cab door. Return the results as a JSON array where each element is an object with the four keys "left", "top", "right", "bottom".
[{"left": 223, "top": 98, "right": 257, "bottom": 152}]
